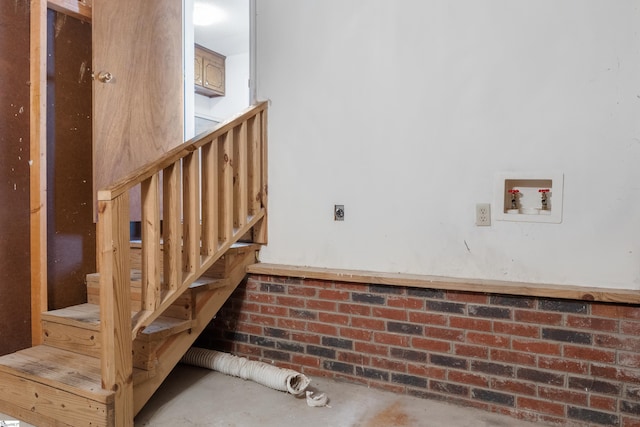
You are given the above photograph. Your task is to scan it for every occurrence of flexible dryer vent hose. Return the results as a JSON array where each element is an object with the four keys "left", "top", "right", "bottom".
[{"left": 181, "top": 347, "right": 311, "bottom": 396}]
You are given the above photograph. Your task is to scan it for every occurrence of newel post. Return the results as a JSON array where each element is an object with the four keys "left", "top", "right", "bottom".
[
  {"left": 254, "top": 107, "right": 268, "bottom": 244},
  {"left": 98, "top": 193, "right": 134, "bottom": 426}
]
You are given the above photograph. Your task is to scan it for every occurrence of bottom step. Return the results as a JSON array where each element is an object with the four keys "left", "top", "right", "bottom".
[
  {"left": 42, "top": 303, "right": 194, "bottom": 372},
  {"left": 0, "top": 345, "right": 113, "bottom": 427}
]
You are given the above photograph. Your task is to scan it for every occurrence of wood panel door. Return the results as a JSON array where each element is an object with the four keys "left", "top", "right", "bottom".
[{"left": 93, "top": 0, "right": 183, "bottom": 216}]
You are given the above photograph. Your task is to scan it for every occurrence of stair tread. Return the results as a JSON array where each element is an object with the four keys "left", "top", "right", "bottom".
[
  {"left": 43, "top": 303, "right": 194, "bottom": 341},
  {"left": 137, "top": 316, "right": 193, "bottom": 342},
  {"left": 42, "top": 303, "right": 101, "bottom": 331},
  {"left": 189, "top": 275, "right": 227, "bottom": 289},
  {"left": 87, "top": 270, "right": 228, "bottom": 289},
  {"left": 0, "top": 345, "right": 112, "bottom": 403},
  {"left": 128, "top": 240, "right": 254, "bottom": 249}
]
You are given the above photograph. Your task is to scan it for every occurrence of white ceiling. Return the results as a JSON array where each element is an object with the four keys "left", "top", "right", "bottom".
[{"left": 194, "top": 0, "right": 249, "bottom": 56}]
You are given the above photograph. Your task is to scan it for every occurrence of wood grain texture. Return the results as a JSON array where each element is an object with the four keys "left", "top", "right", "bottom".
[
  {"left": 0, "top": 345, "right": 112, "bottom": 403},
  {"left": 247, "top": 264, "right": 640, "bottom": 304},
  {"left": 97, "top": 196, "right": 134, "bottom": 426},
  {"left": 130, "top": 209, "right": 265, "bottom": 336},
  {"left": 141, "top": 175, "right": 161, "bottom": 311},
  {"left": 253, "top": 109, "right": 268, "bottom": 244},
  {"left": 98, "top": 102, "right": 267, "bottom": 201},
  {"left": 90, "top": 101, "right": 266, "bottom": 423},
  {"left": 0, "top": 397, "right": 75, "bottom": 427},
  {"left": 182, "top": 151, "right": 200, "bottom": 276},
  {"left": 42, "top": 320, "right": 101, "bottom": 358},
  {"left": 42, "top": 303, "right": 101, "bottom": 330},
  {"left": 0, "top": 372, "right": 111, "bottom": 427},
  {"left": 30, "top": 0, "right": 47, "bottom": 348},
  {"left": 42, "top": 301, "right": 194, "bottom": 374},
  {"left": 247, "top": 116, "right": 261, "bottom": 216},
  {"left": 233, "top": 122, "right": 248, "bottom": 229},
  {"left": 133, "top": 245, "right": 258, "bottom": 414},
  {"left": 93, "top": 0, "right": 183, "bottom": 203},
  {"left": 219, "top": 131, "right": 234, "bottom": 244},
  {"left": 162, "top": 163, "right": 181, "bottom": 292},
  {"left": 201, "top": 139, "right": 219, "bottom": 255},
  {"left": 194, "top": 44, "right": 226, "bottom": 97},
  {"left": 0, "top": 344, "right": 115, "bottom": 426},
  {"left": 137, "top": 317, "right": 193, "bottom": 343},
  {"left": 47, "top": 0, "right": 92, "bottom": 22}
]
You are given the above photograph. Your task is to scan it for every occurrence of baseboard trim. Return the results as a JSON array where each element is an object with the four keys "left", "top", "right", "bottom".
[{"left": 246, "top": 263, "right": 640, "bottom": 304}]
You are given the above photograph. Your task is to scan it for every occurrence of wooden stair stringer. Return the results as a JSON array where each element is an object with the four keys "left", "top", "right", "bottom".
[
  {"left": 130, "top": 216, "right": 266, "bottom": 338},
  {"left": 0, "top": 244, "right": 259, "bottom": 426},
  {"left": 132, "top": 245, "right": 256, "bottom": 415}
]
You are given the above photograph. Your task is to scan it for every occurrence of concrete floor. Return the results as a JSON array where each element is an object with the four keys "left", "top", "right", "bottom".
[
  {"left": 135, "top": 364, "right": 542, "bottom": 427},
  {"left": 1, "top": 364, "right": 542, "bottom": 426}
]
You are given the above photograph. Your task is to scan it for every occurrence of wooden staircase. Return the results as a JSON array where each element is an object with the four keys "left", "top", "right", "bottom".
[{"left": 0, "top": 102, "right": 268, "bottom": 426}]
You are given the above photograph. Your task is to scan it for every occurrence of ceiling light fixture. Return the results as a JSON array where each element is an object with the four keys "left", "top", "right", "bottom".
[{"left": 193, "top": 2, "right": 227, "bottom": 26}]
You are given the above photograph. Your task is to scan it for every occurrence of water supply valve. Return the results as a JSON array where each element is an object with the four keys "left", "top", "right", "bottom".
[
  {"left": 494, "top": 172, "right": 563, "bottom": 223},
  {"left": 507, "top": 189, "right": 520, "bottom": 210},
  {"left": 538, "top": 188, "right": 550, "bottom": 211}
]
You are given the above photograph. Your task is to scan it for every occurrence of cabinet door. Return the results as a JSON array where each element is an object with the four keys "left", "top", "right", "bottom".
[
  {"left": 194, "top": 53, "right": 203, "bottom": 86},
  {"left": 203, "top": 55, "right": 225, "bottom": 95}
]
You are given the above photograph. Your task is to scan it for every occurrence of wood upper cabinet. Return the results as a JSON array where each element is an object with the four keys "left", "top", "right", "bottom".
[
  {"left": 195, "top": 44, "right": 225, "bottom": 97},
  {"left": 194, "top": 53, "right": 203, "bottom": 86}
]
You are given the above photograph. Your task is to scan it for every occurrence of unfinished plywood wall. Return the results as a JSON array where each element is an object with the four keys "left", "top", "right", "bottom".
[
  {"left": 0, "top": 0, "right": 32, "bottom": 355},
  {"left": 46, "top": 10, "right": 94, "bottom": 309}
]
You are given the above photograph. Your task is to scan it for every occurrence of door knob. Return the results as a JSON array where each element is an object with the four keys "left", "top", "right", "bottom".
[{"left": 97, "top": 71, "right": 113, "bottom": 83}]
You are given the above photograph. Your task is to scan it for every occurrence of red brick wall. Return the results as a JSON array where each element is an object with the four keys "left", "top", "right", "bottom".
[{"left": 197, "top": 274, "right": 640, "bottom": 427}]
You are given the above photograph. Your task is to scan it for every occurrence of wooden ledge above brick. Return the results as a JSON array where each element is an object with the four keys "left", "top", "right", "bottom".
[{"left": 246, "top": 264, "right": 640, "bottom": 305}]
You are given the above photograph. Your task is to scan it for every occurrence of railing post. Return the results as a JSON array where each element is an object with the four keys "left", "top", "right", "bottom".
[
  {"left": 218, "top": 130, "right": 234, "bottom": 245},
  {"left": 247, "top": 116, "right": 261, "bottom": 217},
  {"left": 93, "top": 104, "right": 268, "bottom": 405},
  {"left": 202, "top": 139, "right": 219, "bottom": 256},
  {"left": 98, "top": 194, "right": 133, "bottom": 426},
  {"left": 183, "top": 150, "right": 201, "bottom": 278},
  {"left": 254, "top": 108, "right": 268, "bottom": 244},
  {"left": 163, "top": 163, "right": 181, "bottom": 292},
  {"left": 233, "top": 122, "right": 248, "bottom": 229},
  {"left": 141, "top": 176, "right": 161, "bottom": 310}
]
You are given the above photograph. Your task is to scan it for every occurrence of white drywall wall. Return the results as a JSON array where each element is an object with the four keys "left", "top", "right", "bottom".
[{"left": 255, "top": 0, "right": 640, "bottom": 289}]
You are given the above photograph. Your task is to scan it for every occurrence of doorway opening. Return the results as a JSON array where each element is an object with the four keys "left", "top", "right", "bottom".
[
  {"left": 187, "top": 0, "right": 252, "bottom": 138},
  {"left": 46, "top": 9, "right": 95, "bottom": 310}
]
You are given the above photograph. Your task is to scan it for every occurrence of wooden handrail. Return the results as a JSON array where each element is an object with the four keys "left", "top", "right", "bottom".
[
  {"left": 97, "top": 102, "right": 268, "bottom": 424},
  {"left": 97, "top": 102, "right": 267, "bottom": 202}
]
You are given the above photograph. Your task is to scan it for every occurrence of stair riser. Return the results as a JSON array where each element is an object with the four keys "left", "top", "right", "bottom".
[
  {"left": 0, "top": 368, "right": 113, "bottom": 427},
  {"left": 42, "top": 321, "right": 176, "bottom": 372},
  {"left": 86, "top": 246, "right": 249, "bottom": 316},
  {"left": 42, "top": 321, "right": 100, "bottom": 359},
  {"left": 129, "top": 241, "right": 252, "bottom": 278},
  {"left": 86, "top": 284, "right": 193, "bottom": 319}
]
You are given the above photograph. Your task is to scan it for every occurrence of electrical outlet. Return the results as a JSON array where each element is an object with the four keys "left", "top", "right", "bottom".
[
  {"left": 334, "top": 205, "right": 344, "bottom": 221},
  {"left": 476, "top": 203, "right": 491, "bottom": 226}
]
